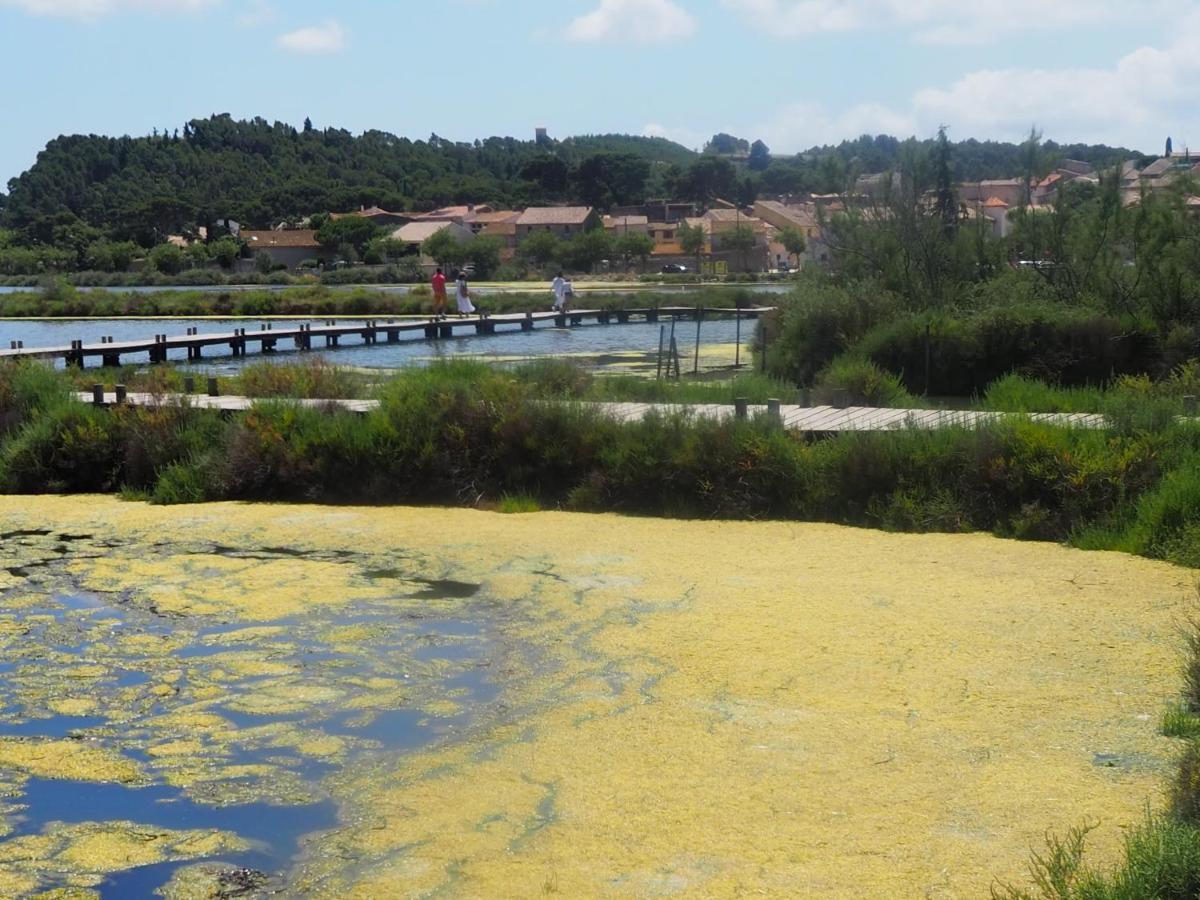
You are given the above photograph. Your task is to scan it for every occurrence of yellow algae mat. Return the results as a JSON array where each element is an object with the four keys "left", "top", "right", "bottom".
[{"left": 0, "top": 496, "right": 1193, "bottom": 897}]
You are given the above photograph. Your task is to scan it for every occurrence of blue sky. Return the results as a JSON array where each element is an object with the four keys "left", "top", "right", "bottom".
[{"left": 2, "top": 0, "right": 1196, "bottom": 186}]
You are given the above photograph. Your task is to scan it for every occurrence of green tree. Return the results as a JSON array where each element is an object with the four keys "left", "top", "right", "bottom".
[
  {"left": 560, "top": 229, "right": 613, "bottom": 273},
  {"left": 573, "top": 153, "right": 651, "bottom": 210},
  {"left": 679, "top": 221, "right": 707, "bottom": 272},
  {"left": 466, "top": 235, "right": 503, "bottom": 278},
  {"left": 185, "top": 242, "right": 211, "bottom": 268},
  {"left": 705, "top": 133, "right": 749, "bottom": 155},
  {"left": 421, "top": 228, "right": 472, "bottom": 269},
  {"left": 679, "top": 157, "right": 737, "bottom": 205},
  {"left": 316, "top": 217, "right": 380, "bottom": 256},
  {"left": 210, "top": 236, "right": 243, "bottom": 269},
  {"left": 614, "top": 231, "right": 655, "bottom": 271},
  {"left": 748, "top": 140, "right": 771, "bottom": 172},
  {"left": 719, "top": 226, "right": 757, "bottom": 272},
  {"left": 517, "top": 231, "right": 562, "bottom": 270},
  {"left": 778, "top": 226, "right": 806, "bottom": 267},
  {"left": 148, "top": 242, "right": 185, "bottom": 275}
]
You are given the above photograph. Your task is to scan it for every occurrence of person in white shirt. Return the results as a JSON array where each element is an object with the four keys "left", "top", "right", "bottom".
[
  {"left": 560, "top": 276, "right": 575, "bottom": 312},
  {"left": 551, "top": 272, "right": 566, "bottom": 311},
  {"left": 455, "top": 271, "right": 476, "bottom": 315}
]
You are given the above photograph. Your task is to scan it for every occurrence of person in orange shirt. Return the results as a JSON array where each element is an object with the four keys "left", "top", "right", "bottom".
[{"left": 431, "top": 267, "right": 448, "bottom": 318}]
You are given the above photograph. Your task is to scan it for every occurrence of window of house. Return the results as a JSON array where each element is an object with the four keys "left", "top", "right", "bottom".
[{"left": 665, "top": 231, "right": 674, "bottom": 240}]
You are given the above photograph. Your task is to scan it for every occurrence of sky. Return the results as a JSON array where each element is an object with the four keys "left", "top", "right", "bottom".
[{"left": 2, "top": 0, "right": 1198, "bottom": 186}]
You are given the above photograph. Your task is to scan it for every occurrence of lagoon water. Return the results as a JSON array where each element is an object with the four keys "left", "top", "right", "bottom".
[{"left": 0, "top": 497, "right": 1189, "bottom": 897}]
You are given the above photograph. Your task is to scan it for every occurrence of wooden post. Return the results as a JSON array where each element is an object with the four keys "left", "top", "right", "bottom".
[
  {"left": 735, "top": 303, "right": 742, "bottom": 368},
  {"left": 114, "top": 384, "right": 127, "bottom": 404},
  {"left": 91, "top": 384, "right": 104, "bottom": 406},
  {"left": 924, "top": 322, "right": 932, "bottom": 396},
  {"left": 734, "top": 397, "right": 749, "bottom": 420},
  {"left": 522, "top": 312, "right": 533, "bottom": 332},
  {"left": 767, "top": 398, "right": 782, "bottom": 422},
  {"left": 184, "top": 376, "right": 195, "bottom": 393},
  {"left": 207, "top": 377, "right": 219, "bottom": 397},
  {"left": 656, "top": 325, "right": 666, "bottom": 380},
  {"left": 693, "top": 306, "right": 702, "bottom": 374}
]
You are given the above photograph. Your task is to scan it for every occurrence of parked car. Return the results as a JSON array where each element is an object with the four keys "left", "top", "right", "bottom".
[{"left": 661, "top": 263, "right": 688, "bottom": 274}]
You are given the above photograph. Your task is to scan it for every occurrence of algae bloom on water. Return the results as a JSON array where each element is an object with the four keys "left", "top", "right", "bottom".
[{"left": 0, "top": 496, "right": 1190, "bottom": 897}]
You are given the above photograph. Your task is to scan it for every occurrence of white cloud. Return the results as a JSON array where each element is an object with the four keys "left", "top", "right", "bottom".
[
  {"left": 0, "top": 0, "right": 214, "bottom": 20},
  {"left": 276, "top": 19, "right": 347, "bottom": 54},
  {"left": 234, "top": 0, "right": 273, "bottom": 27},
  {"left": 565, "top": 0, "right": 696, "bottom": 43},
  {"left": 721, "top": 0, "right": 1157, "bottom": 45},
  {"left": 678, "top": 11, "right": 1200, "bottom": 154},
  {"left": 642, "top": 122, "right": 707, "bottom": 150}
]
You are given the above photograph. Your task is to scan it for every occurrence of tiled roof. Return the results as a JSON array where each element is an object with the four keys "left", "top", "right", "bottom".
[
  {"left": 242, "top": 230, "right": 319, "bottom": 248},
  {"left": 394, "top": 221, "right": 466, "bottom": 243},
  {"left": 982, "top": 196, "right": 1009, "bottom": 208},
  {"left": 755, "top": 200, "right": 818, "bottom": 228},
  {"left": 516, "top": 206, "right": 594, "bottom": 226},
  {"left": 603, "top": 215, "right": 649, "bottom": 228},
  {"left": 469, "top": 210, "right": 520, "bottom": 225},
  {"left": 1140, "top": 158, "right": 1175, "bottom": 178}
]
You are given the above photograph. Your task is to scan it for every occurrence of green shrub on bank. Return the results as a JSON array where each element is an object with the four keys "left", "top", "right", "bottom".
[
  {"left": 763, "top": 277, "right": 900, "bottom": 386},
  {"left": 0, "top": 359, "right": 1190, "bottom": 562},
  {"left": 811, "top": 356, "right": 915, "bottom": 407},
  {"left": 857, "top": 304, "right": 1159, "bottom": 397}
]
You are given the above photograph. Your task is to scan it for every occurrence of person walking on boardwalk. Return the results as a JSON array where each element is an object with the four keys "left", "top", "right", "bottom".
[
  {"left": 455, "top": 270, "right": 476, "bottom": 316},
  {"left": 551, "top": 271, "right": 566, "bottom": 311},
  {"left": 431, "top": 267, "right": 448, "bottom": 318},
  {"left": 560, "top": 275, "right": 575, "bottom": 313}
]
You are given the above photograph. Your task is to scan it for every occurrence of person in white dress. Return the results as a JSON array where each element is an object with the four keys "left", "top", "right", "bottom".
[
  {"left": 455, "top": 271, "right": 476, "bottom": 316},
  {"left": 551, "top": 272, "right": 566, "bottom": 311}
]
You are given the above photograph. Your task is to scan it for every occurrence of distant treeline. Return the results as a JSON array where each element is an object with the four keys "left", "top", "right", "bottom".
[{"left": 0, "top": 114, "right": 1148, "bottom": 253}]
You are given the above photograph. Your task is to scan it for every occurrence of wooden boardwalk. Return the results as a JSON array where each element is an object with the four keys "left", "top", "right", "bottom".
[
  {"left": 2, "top": 306, "right": 770, "bottom": 368},
  {"left": 77, "top": 392, "right": 1110, "bottom": 432}
]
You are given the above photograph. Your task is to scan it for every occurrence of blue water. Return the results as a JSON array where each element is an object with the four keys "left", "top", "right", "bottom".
[{"left": 0, "top": 575, "right": 502, "bottom": 899}]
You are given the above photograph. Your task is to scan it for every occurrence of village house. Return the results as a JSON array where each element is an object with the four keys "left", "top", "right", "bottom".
[
  {"left": 602, "top": 215, "right": 650, "bottom": 237},
  {"left": 960, "top": 179, "right": 1025, "bottom": 207},
  {"left": 415, "top": 205, "right": 494, "bottom": 225},
  {"left": 753, "top": 200, "right": 821, "bottom": 243},
  {"left": 514, "top": 207, "right": 599, "bottom": 241},
  {"left": 241, "top": 229, "right": 321, "bottom": 269},
  {"left": 465, "top": 210, "right": 520, "bottom": 235},
  {"left": 390, "top": 221, "right": 475, "bottom": 258},
  {"left": 611, "top": 201, "right": 697, "bottom": 224}
]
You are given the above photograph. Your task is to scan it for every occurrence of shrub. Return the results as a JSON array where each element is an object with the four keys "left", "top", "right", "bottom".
[
  {"left": 764, "top": 277, "right": 899, "bottom": 386},
  {"left": 811, "top": 356, "right": 915, "bottom": 407}
]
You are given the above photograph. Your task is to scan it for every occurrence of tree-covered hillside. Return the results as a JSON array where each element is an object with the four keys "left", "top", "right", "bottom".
[
  {"left": 0, "top": 115, "right": 698, "bottom": 241},
  {"left": 0, "top": 115, "right": 1151, "bottom": 272}
]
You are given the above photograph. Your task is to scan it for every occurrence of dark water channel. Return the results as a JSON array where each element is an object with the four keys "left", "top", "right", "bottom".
[{"left": 0, "top": 535, "right": 503, "bottom": 898}]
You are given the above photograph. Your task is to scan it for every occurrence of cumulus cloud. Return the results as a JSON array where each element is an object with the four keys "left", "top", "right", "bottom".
[
  {"left": 721, "top": 0, "right": 1158, "bottom": 44},
  {"left": 0, "top": 0, "right": 214, "bottom": 19},
  {"left": 642, "top": 122, "right": 707, "bottom": 150},
  {"left": 276, "top": 19, "right": 347, "bottom": 54},
  {"left": 664, "top": 11, "right": 1200, "bottom": 154},
  {"left": 234, "top": 0, "right": 273, "bottom": 27},
  {"left": 565, "top": 0, "right": 697, "bottom": 43}
]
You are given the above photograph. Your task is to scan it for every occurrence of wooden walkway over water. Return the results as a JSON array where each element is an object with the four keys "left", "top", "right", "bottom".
[
  {"left": 2, "top": 306, "right": 770, "bottom": 368},
  {"left": 77, "top": 391, "right": 1109, "bottom": 432}
]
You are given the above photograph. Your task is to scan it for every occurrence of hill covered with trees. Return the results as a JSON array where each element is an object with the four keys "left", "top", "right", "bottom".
[{"left": 0, "top": 114, "right": 1151, "bottom": 277}]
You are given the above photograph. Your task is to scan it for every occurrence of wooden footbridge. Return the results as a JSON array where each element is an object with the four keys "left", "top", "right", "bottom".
[
  {"left": 77, "top": 390, "right": 1110, "bottom": 433},
  {"left": 0, "top": 306, "right": 770, "bottom": 368}
]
